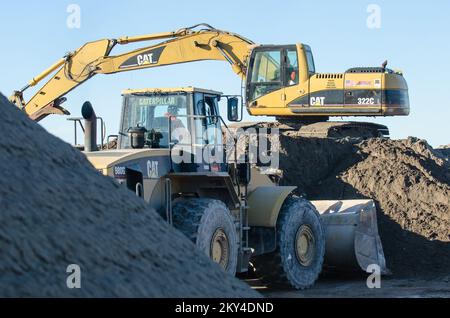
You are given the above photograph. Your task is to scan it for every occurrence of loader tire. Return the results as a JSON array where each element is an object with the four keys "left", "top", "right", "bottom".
[
  {"left": 254, "top": 196, "right": 325, "bottom": 289},
  {"left": 172, "top": 198, "right": 238, "bottom": 275}
]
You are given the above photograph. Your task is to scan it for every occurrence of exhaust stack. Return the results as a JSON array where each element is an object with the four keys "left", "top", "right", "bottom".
[{"left": 81, "top": 101, "right": 98, "bottom": 152}]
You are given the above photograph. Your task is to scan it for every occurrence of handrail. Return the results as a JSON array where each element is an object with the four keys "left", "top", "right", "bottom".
[{"left": 67, "top": 116, "right": 106, "bottom": 149}]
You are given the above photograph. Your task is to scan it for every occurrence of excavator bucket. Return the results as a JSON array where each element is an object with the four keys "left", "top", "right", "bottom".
[{"left": 311, "top": 199, "right": 389, "bottom": 274}]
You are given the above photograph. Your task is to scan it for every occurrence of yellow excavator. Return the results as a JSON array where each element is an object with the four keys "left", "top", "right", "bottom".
[{"left": 9, "top": 23, "right": 409, "bottom": 137}]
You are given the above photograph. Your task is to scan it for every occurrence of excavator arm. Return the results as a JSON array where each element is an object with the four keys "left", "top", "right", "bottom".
[{"left": 10, "top": 24, "right": 255, "bottom": 121}]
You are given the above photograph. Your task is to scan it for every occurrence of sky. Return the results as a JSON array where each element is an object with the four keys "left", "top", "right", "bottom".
[{"left": 0, "top": 0, "right": 449, "bottom": 147}]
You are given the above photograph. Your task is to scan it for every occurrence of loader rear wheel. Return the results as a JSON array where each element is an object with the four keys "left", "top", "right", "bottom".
[
  {"left": 254, "top": 196, "right": 325, "bottom": 289},
  {"left": 172, "top": 198, "right": 238, "bottom": 275}
]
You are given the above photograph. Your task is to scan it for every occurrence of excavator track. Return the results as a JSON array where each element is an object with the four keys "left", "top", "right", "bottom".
[
  {"left": 295, "top": 121, "right": 389, "bottom": 139},
  {"left": 230, "top": 120, "right": 389, "bottom": 139}
]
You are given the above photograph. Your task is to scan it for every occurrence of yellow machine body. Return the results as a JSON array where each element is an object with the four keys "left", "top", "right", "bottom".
[{"left": 9, "top": 24, "right": 409, "bottom": 124}]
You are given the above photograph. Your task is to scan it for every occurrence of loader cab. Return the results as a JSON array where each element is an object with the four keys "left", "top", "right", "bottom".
[
  {"left": 246, "top": 44, "right": 315, "bottom": 109},
  {"left": 118, "top": 87, "right": 226, "bottom": 172},
  {"left": 119, "top": 90, "right": 189, "bottom": 150}
]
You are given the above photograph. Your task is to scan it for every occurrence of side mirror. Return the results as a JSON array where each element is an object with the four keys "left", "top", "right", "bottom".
[{"left": 227, "top": 97, "right": 240, "bottom": 122}]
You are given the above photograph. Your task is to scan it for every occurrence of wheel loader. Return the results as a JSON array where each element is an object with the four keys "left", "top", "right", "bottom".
[
  {"left": 69, "top": 87, "right": 387, "bottom": 289},
  {"left": 10, "top": 23, "right": 409, "bottom": 137}
]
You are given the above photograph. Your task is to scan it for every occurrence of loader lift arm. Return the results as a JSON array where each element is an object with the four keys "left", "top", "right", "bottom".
[{"left": 10, "top": 24, "right": 255, "bottom": 122}]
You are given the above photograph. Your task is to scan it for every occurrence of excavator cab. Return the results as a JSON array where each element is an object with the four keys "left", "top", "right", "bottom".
[{"left": 246, "top": 44, "right": 314, "bottom": 114}]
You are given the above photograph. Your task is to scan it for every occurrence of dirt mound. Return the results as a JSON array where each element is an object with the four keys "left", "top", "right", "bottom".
[
  {"left": 0, "top": 94, "right": 258, "bottom": 298},
  {"left": 277, "top": 132, "right": 358, "bottom": 196},
  {"left": 339, "top": 138, "right": 449, "bottom": 241},
  {"left": 275, "top": 131, "right": 450, "bottom": 278},
  {"left": 334, "top": 138, "right": 450, "bottom": 278},
  {"left": 437, "top": 145, "right": 450, "bottom": 161}
]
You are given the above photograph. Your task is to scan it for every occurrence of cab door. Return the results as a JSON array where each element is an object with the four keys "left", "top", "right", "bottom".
[
  {"left": 193, "top": 93, "right": 223, "bottom": 171},
  {"left": 283, "top": 45, "right": 310, "bottom": 112},
  {"left": 246, "top": 47, "right": 285, "bottom": 115}
]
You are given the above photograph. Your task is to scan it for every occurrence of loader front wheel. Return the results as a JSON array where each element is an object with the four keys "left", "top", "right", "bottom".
[
  {"left": 254, "top": 196, "right": 325, "bottom": 289},
  {"left": 172, "top": 198, "right": 238, "bottom": 275}
]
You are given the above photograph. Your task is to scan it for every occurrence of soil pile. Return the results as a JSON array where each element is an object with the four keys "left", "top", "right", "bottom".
[
  {"left": 0, "top": 94, "right": 258, "bottom": 298},
  {"left": 275, "top": 130, "right": 450, "bottom": 278},
  {"left": 437, "top": 145, "right": 450, "bottom": 161}
]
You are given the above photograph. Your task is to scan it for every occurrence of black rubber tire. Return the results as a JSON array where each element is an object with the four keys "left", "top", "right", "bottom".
[
  {"left": 253, "top": 196, "right": 325, "bottom": 289},
  {"left": 172, "top": 198, "right": 238, "bottom": 275}
]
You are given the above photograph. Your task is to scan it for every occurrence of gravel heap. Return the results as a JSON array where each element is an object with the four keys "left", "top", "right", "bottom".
[{"left": 0, "top": 94, "right": 259, "bottom": 298}]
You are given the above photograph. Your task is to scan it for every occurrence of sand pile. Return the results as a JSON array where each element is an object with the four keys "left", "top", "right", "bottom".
[
  {"left": 274, "top": 131, "right": 450, "bottom": 278},
  {"left": 0, "top": 94, "right": 258, "bottom": 298}
]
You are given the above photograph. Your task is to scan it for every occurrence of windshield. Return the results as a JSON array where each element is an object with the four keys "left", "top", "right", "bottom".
[
  {"left": 248, "top": 49, "right": 282, "bottom": 100},
  {"left": 304, "top": 45, "right": 316, "bottom": 74},
  {"left": 119, "top": 94, "right": 188, "bottom": 149}
]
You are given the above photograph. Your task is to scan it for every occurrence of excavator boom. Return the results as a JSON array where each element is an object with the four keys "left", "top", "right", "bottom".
[{"left": 11, "top": 24, "right": 254, "bottom": 121}]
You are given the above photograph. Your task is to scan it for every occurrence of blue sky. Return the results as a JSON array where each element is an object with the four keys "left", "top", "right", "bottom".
[{"left": 0, "top": 0, "right": 449, "bottom": 146}]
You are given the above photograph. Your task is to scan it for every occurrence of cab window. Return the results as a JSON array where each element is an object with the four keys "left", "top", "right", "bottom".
[
  {"left": 194, "top": 94, "right": 222, "bottom": 146},
  {"left": 119, "top": 94, "right": 187, "bottom": 149},
  {"left": 286, "top": 48, "right": 299, "bottom": 86},
  {"left": 304, "top": 45, "right": 316, "bottom": 74},
  {"left": 248, "top": 49, "right": 282, "bottom": 100}
]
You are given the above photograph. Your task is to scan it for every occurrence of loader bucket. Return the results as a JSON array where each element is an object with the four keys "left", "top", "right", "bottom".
[{"left": 311, "top": 199, "right": 388, "bottom": 274}]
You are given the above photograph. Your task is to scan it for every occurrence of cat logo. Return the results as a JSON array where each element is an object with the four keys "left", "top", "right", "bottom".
[
  {"left": 119, "top": 46, "right": 165, "bottom": 69},
  {"left": 137, "top": 53, "right": 155, "bottom": 66},
  {"left": 310, "top": 97, "right": 325, "bottom": 106},
  {"left": 147, "top": 160, "right": 159, "bottom": 179}
]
